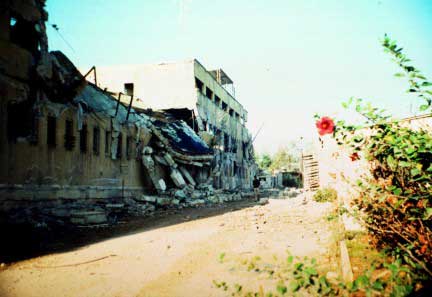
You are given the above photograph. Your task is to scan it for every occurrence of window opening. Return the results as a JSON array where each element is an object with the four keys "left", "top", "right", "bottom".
[
  {"left": 80, "top": 124, "right": 87, "bottom": 153},
  {"left": 64, "top": 119, "right": 75, "bottom": 150},
  {"left": 47, "top": 116, "right": 56, "bottom": 147},
  {"left": 93, "top": 126, "right": 100, "bottom": 155}
]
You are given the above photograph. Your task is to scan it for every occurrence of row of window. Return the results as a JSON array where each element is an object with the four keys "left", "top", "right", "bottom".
[
  {"left": 46, "top": 116, "right": 134, "bottom": 160},
  {"left": 195, "top": 77, "right": 241, "bottom": 120}
]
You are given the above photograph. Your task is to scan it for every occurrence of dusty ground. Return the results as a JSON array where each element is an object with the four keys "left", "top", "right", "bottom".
[{"left": 0, "top": 194, "right": 340, "bottom": 297}]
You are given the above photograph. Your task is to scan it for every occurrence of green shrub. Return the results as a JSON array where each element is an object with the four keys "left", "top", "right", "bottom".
[
  {"left": 313, "top": 188, "right": 337, "bottom": 203},
  {"left": 314, "top": 35, "right": 432, "bottom": 287}
]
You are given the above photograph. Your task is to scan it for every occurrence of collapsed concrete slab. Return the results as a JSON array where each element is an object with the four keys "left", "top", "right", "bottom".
[{"left": 0, "top": 0, "right": 258, "bottom": 229}]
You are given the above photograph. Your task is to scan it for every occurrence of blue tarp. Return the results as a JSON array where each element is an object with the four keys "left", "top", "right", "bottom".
[{"left": 153, "top": 120, "right": 212, "bottom": 156}]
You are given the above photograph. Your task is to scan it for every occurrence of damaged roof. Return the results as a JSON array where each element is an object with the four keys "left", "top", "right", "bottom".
[
  {"left": 50, "top": 50, "right": 212, "bottom": 158},
  {"left": 153, "top": 119, "right": 212, "bottom": 156}
]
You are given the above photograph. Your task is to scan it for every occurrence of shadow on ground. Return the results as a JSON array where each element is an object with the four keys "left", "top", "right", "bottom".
[{"left": 0, "top": 199, "right": 259, "bottom": 264}]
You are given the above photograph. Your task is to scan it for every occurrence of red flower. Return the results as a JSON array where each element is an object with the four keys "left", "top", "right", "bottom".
[
  {"left": 316, "top": 117, "right": 335, "bottom": 136},
  {"left": 350, "top": 152, "right": 360, "bottom": 161}
]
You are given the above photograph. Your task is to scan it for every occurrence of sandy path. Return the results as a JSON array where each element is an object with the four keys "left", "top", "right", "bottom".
[{"left": 0, "top": 195, "right": 339, "bottom": 297}]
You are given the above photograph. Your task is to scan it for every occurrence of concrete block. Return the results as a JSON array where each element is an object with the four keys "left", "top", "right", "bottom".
[
  {"left": 174, "top": 189, "right": 187, "bottom": 200},
  {"left": 154, "top": 155, "right": 169, "bottom": 166},
  {"left": 232, "top": 193, "right": 241, "bottom": 201},
  {"left": 170, "top": 169, "right": 186, "bottom": 188},
  {"left": 9, "top": 190, "right": 34, "bottom": 200},
  {"left": 179, "top": 166, "right": 196, "bottom": 186},
  {"left": 34, "top": 189, "right": 59, "bottom": 200},
  {"left": 340, "top": 240, "right": 354, "bottom": 282},
  {"left": 105, "top": 203, "right": 124, "bottom": 209},
  {"left": 206, "top": 196, "right": 219, "bottom": 204},
  {"left": 142, "top": 146, "right": 153, "bottom": 155},
  {"left": 191, "top": 190, "right": 203, "bottom": 200},
  {"left": 86, "top": 213, "right": 108, "bottom": 224},
  {"left": 189, "top": 199, "right": 205, "bottom": 206},
  {"left": 142, "top": 155, "right": 155, "bottom": 170},
  {"left": 146, "top": 204, "right": 156, "bottom": 212},
  {"left": 50, "top": 208, "right": 70, "bottom": 217},
  {"left": 70, "top": 210, "right": 107, "bottom": 225},
  {"left": 156, "top": 197, "right": 171, "bottom": 206},
  {"left": 70, "top": 217, "right": 86, "bottom": 225},
  {"left": 59, "top": 189, "right": 82, "bottom": 199},
  {"left": 156, "top": 179, "right": 167, "bottom": 191},
  {"left": 163, "top": 153, "right": 177, "bottom": 168},
  {"left": 259, "top": 198, "right": 269, "bottom": 205},
  {"left": 136, "top": 195, "right": 157, "bottom": 203}
]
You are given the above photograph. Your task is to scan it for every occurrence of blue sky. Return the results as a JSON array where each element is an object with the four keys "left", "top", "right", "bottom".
[{"left": 46, "top": 0, "right": 432, "bottom": 153}]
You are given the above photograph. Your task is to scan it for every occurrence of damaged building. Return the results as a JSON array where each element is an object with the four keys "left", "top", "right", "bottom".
[
  {"left": 96, "top": 60, "right": 256, "bottom": 191},
  {"left": 0, "top": 0, "right": 253, "bottom": 227}
]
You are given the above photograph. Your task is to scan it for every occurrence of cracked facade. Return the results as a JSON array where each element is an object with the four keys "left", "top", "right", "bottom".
[
  {"left": 97, "top": 60, "right": 256, "bottom": 191},
  {"left": 0, "top": 0, "right": 256, "bottom": 226}
]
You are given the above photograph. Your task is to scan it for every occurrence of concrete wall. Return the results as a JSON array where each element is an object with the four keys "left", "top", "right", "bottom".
[
  {"left": 96, "top": 61, "right": 196, "bottom": 110},
  {"left": 0, "top": 1, "right": 158, "bottom": 215},
  {"left": 0, "top": 102, "right": 154, "bottom": 210},
  {"left": 193, "top": 60, "right": 247, "bottom": 122},
  {"left": 96, "top": 60, "right": 255, "bottom": 190},
  {"left": 315, "top": 115, "right": 432, "bottom": 204}
]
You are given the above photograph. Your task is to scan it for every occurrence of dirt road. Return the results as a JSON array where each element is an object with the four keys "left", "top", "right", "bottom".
[{"left": 0, "top": 195, "right": 339, "bottom": 297}]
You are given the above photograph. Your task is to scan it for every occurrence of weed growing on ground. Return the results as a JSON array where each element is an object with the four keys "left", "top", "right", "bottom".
[
  {"left": 313, "top": 188, "right": 338, "bottom": 203},
  {"left": 214, "top": 251, "right": 424, "bottom": 296},
  {"left": 213, "top": 252, "right": 340, "bottom": 296}
]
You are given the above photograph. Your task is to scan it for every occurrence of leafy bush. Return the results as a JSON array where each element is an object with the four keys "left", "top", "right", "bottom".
[
  {"left": 313, "top": 187, "right": 338, "bottom": 203},
  {"left": 315, "top": 34, "right": 432, "bottom": 288}
]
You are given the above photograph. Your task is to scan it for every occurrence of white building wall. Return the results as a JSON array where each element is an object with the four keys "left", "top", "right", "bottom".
[{"left": 96, "top": 61, "right": 196, "bottom": 110}]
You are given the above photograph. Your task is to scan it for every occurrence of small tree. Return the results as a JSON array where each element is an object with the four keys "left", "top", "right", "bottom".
[
  {"left": 269, "top": 146, "right": 299, "bottom": 172},
  {"left": 257, "top": 153, "right": 272, "bottom": 170}
]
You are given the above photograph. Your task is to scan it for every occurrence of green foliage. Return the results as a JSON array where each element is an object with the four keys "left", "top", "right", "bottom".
[
  {"left": 268, "top": 146, "right": 299, "bottom": 172},
  {"left": 215, "top": 252, "right": 423, "bottom": 297},
  {"left": 218, "top": 252, "right": 226, "bottom": 263},
  {"left": 256, "top": 144, "right": 301, "bottom": 172},
  {"left": 316, "top": 35, "right": 432, "bottom": 287},
  {"left": 215, "top": 253, "right": 339, "bottom": 296},
  {"left": 341, "top": 259, "right": 417, "bottom": 297},
  {"left": 257, "top": 153, "right": 273, "bottom": 170},
  {"left": 313, "top": 188, "right": 338, "bottom": 203}
]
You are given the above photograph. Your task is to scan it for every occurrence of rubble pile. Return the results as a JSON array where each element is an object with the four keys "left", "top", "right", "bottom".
[{"left": 0, "top": 0, "right": 259, "bottom": 228}]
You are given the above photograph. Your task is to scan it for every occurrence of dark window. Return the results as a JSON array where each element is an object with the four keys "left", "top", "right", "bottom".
[
  {"left": 202, "top": 120, "right": 207, "bottom": 131},
  {"left": 124, "top": 83, "right": 134, "bottom": 96},
  {"left": 7, "top": 101, "right": 36, "bottom": 143},
  {"left": 229, "top": 109, "right": 234, "bottom": 116},
  {"left": 126, "top": 136, "right": 132, "bottom": 160},
  {"left": 64, "top": 119, "right": 75, "bottom": 150},
  {"left": 10, "top": 16, "right": 39, "bottom": 54},
  {"left": 221, "top": 101, "right": 228, "bottom": 111},
  {"left": 105, "top": 130, "right": 111, "bottom": 156},
  {"left": 116, "top": 133, "right": 123, "bottom": 159},
  {"left": 93, "top": 126, "right": 100, "bottom": 155},
  {"left": 232, "top": 139, "right": 237, "bottom": 153},
  {"left": 195, "top": 77, "right": 204, "bottom": 93},
  {"left": 205, "top": 87, "right": 213, "bottom": 100},
  {"left": 29, "top": 116, "right": 39, "bottom": 145},
  {"left": 224, "top": 134, "right": 229, "bottom": 152},
  {"left": 80, "top": 124, "right": 87, "bottom": 153},
  {"left": 214, "top": 95, "right": 221, "bottom": 106},
  {"left": 47, "top": 116, "right": 56, "bottom": 147}
]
